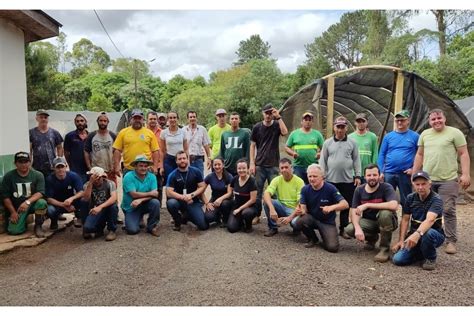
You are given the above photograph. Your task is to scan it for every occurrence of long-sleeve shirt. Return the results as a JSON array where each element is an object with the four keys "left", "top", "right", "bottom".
[
  {"left": 377, "top": 129, "right": 419, "bottom": 174},
  {"left": 320, "top": 135, "right": 361, "bottom": 183}
]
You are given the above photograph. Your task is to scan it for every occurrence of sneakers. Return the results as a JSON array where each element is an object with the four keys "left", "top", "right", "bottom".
[
  {"left": 304, "top": 239, "right": 319, "bottom": 248},
  {"left": 150, "top": 226, "right": 160, "bottom": 237},
  {"left": 252, "top": 217, "right": 261, "bottom": 225},
  {"left": 105, "top": 231, "right": 117, "bottom": 241},
  {"left": 422, "top": 259, "right": 437, "bottom": 271},
  {"left": 445, "top": 242, "right": 457, "bottom": 254},
  {"left": 73, "top": 217, "right": 82, "bottom": 228},
  {"left": 34, "top": 225, "right": 45, "bottom": 238},
  {"left": 374, "top": 248, "right": 390, "bottom": 263},
  {"left": 264, "top": 228, "right": 278, "bottom": 237},
  {"left": 49, "top": 221, "right": 59, "bottom": 231}
]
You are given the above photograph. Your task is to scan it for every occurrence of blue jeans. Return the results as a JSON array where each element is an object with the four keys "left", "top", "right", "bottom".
[
  {"left": 293, "top": 166, "right": 308, "bottom": 184},
  {"left": 190, "top": 157, "right": 204, "bottom": 176},
  {"left": 47, "top": 200, "right": 83, "bottom": 223},
  {"left": 384, "top": 172, "right": 412, "bottom": 208},
  {"left": 124, "top": 199, "right": 161, "bottom": 234},
  {"left": 392, "top": 229, "right": 445, "bottom": 265},
  {"left": 83, "top": 204, "right": 119, "bottom": 233},
  {"left": 263, "top": 199, "right": 299, "bottom": 230},
  {"left": 164, "top": 154, "right": 177, "bottom": 185},
  {"left": 167, "top": 198, "right": 209, "bottom": 230},
  {"left": 255, "top": 166, "right": 279, "bottom": 215}
]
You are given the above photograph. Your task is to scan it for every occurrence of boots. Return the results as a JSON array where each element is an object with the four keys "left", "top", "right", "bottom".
[
  {"left": 34, "top": 214, "right": 45, "bottom": 238},
  {"left": 374, "top": 231, "right": 392, "bottom": 263}
]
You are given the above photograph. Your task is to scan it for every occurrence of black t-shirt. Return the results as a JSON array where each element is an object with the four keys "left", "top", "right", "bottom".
[
  {"left": 205, "top": 172, "right": 233, "bottom": 201},
  {"left": 352, "top": 182, "right": 399, "bottom": 220},
  {"left": 250, "top": 121, "right": 281, "bottom": 167},
  {"left": 231, "top": 175, "right": 257, "bottom": 209}
]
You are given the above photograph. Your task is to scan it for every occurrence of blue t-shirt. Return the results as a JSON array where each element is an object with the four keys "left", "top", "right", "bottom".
[
  {"left": 205, "top": 172, "right": 233, "bottom": 201},
  {"left": 167, "top": 166, "right": 203, "bottom": 202},
  {"left": 403, "top": 191, "right": 444, "bottom": 234},
  {"left": 64, "top": 130, "right": 88, "bottom": 175},
  {"left": 300, "top": 182, "right": 344, "bottom": 224},
  {"left": 46, "top": 171, "right": 83, "bottom": 202},
  {"left": 378, "top": 129, "right": 419, "bottom": 173},
  {"left": 122, "top": 171, "right": 158, "bottom": 212}
]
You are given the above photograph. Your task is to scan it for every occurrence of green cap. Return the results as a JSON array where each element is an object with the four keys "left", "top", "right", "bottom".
[{"left": 395, "top": 110, "right": 410, "bottom": 118}]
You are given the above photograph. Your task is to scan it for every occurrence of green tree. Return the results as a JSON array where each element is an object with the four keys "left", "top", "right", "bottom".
[
  {"left": 361, "top": 10, "right": 391, "bottom": 64},
  {"left": 112, "top": 58, "right": 150, "bottom": 80},
  {"left": 56, "top": 31, "right": 68, "bottom": 72},
  {"left": 68, "top": 38, "right": 111, "bottom": 74},
  {"left": 159, "top": 75, "right": 196, "bottom": 112},
  {"left": 235, "top": 34, "right": 272, "bottom": 65},
  {"left": 86, "top": 92, "right": 114, "bottom": 112}
]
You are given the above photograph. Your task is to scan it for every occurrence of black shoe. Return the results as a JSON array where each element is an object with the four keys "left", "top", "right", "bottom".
[
  {"left": 34, "top": 225, "right": 45, "bottom": 238},
  {"left": 58, "top": 214, "right": 67, "bottom": 221},
  {"left": 339, "top": 230, "right": 351, "bottom": 239},
  {"left": 304, "top": 239, "right": 319, "bottom": 248},
  {"left": 244, "top": 226, "right": 253, "bottom": 233},
  {"left": 49, "top": 221, "right": 59, "bottom": 231},
  {"left": 172, "top": 224, "right": 181, "bottom": 231},
  {"left": 264, "top": 228, "right": 278, "bottom": 237}
]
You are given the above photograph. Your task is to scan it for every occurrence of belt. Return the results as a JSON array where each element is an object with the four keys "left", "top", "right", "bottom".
[{"left": 189, "top": 155, "right": 204, "bottom": 162}]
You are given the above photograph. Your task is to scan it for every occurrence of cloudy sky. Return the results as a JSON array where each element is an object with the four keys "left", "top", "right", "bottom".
[{"left": 43, "top": 10, "right": 439, "bottom": 81}]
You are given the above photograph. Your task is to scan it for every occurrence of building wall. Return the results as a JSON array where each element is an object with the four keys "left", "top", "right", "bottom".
[{"left": 0, "top": 18, "right": 29, "bottom": 233}]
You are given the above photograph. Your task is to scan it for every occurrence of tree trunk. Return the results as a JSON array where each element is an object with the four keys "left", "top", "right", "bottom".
[{"left": 432, "top": 10, "right": 447, "bottom": 57}]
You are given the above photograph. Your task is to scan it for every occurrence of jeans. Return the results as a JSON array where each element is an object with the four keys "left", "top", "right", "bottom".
[
  {"left": 227, "top": 206, "right": 257, "bottom": 233},
  {"left": 124, "top": 199, "right": 161, "bottom": 234},
  {"left": 82, "top": 204, "right": 119, "bottom": 234},
  {"left": 163, "top": 154, "right": 177, "bottom": 185},
  {"left": 47, "top": 200, "right": 83, "bottom": 224},
  {"left": 204, "top": 198, "right": 233, "bottom": 224},
  {"left": 293, "top": 166, "right": 308, "bottom": 184},
  {"left": 384, "top": 172, "right": 412, "bottom": 208},
  {"left": 392, "top": 229, "right": 445, "bottom": 265},
  {"left": 345, "top": 210, "right": 398, "bottom": 249},
  {"left": 255, "top": 166, "right": 279, "bottom": 216},
  {"left": 263, "top": 199, "right": 299, "bottom": 230},
  {"left": 190, "top": 157, "right": 204, "bottom": 176},
  {"left": 297, "top": 213, "right": 339, "bottom": 253},
  {"left": 330, "top": 182, "right": 356, "bottom": 233},
  {"left": 432, "top": 180, "right": 459, "bottom": 243},
  {"left": 167, "top": 198, "right": 208, "bottom": 230}
]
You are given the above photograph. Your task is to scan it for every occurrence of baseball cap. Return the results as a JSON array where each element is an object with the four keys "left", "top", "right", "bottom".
[
  {"left": 395, "top": 110, "right": 410, "bottom": 118},
  {"left": 52, "top": 156, "right": 67, "bottom": 168},
  {"left": 14, "top": 152, "right": 31, "bottom": 163},
  {"left": 36, "top": 109, "right": 49, "bottom": 116},
  {"left": 302, "top": 112, "right": 314, "bottom": 118},
  {"left": 412, "top": 170, "right": 430, "bottom": 181},
  {"left": 334, "top": 117, "right": 348, "bottom": 126},
  {"left": 215, "top": 109, "right": 227, "bottom": 115},
  {"left": 87, "top": 166, "right": 107, "bottom": 177},
  {"left": 157, "top": 112, "right": 166, "bottom": 118},
  {"left": 75, "top": 113, "right": 87, "bottom": 122},
  {"left": 262, "top": 103, "right": 274, "bottom": 112},
  {"left": 131, "top": 109, "right": 144, "bottom": 117},
  {"left": 355, "top": 113, "right": 368, "bottom": 121}
]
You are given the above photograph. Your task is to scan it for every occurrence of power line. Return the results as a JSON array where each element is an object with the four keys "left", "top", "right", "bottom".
[{"left": 93, "top": 9, "right": 125, "bottom": 59}]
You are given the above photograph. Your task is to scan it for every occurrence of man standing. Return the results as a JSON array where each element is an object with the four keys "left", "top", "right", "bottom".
[
  {"left": 121, "top": 155, "right": 161, "bottom": 236},
  {"left": 296, "top": 164, "right": 349, "bottom": 252},
  {"left": 184, "top": 110, "right": 212, "bottom": 174},
  {"left": 220, "top": 112, "right": 250, "bottom": 176},
  {"left": 208, "top": 109, "right": 231, "bottom": 161},
  {"left": 157, "top": 112, "right": 168, "bottom": 130},
  {"left": 392, "top": 171, "right": 445, "bottom": 270},
  {"left": 46, "top": 157, "right": 84, "bottom": 230},
  {"left": 113, "top": 109, "right": 160, "bottom": 176},
  {"left": 285, "top": 112, "right": 324, "bottom": 184},
  {"left": 166, "top": 151, "right": 208, "bottom": 231},
  {"left": 1, "top": 152, "right": 48, "bottom": 237},
  {"left": 146, "top": 111, "right": 164, "bottom": 201},
  {"left": 250, "top": 103, "right": 288, "bottom": 222},
  {"left": 378, "top": 110, "right": 419, "bottom": 207},
  {"left": 64, "top": 113, "right": 89, "bottom": 184},
  {"left": 81, "top": 166, "right": 119, "bottom": 241},
  {"left": 320, "top": 116, "right": 361, "bottom": 238},
  {"left": 84, "top": 112, "right": 117, "bottom": 183},
  {"left": 348, "top": 113, "right": 378, "bottom": 182},
  {"left": 413, "top": 108, "right": 471, "bottom": 254},
  {"left": 29, "top": 109, "right": 63, "bottom": 178},
  {"left": 344, "top": 164, "right": 399, "bottom": 263},
  {"left": 263, "top": 158, "right": 305, "bottom": 237}
]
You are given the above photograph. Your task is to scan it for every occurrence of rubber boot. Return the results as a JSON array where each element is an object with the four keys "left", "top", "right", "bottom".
[
  {"left": 34, "top": 214, "right": 45, "bottom": 238},
  {"left": 374, "top": 231, "right": 392, "bottom": 262}
]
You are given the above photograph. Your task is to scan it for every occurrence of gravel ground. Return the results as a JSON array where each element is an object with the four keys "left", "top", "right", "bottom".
[{"left": 0, "top": 204, "right": 472, "bottom": 306}]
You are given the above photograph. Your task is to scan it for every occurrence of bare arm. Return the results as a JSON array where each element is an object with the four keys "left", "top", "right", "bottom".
[
  {"left": 249, "top": 141, "right": 256, "bottom": 175},
  {"left": 403, "top": 212, "right": 439, "bottom": 250},
  {"left": 412, "top": 146, "right": 424, "bottom": 173},
  {"left": 113, "top": 148, "right": 122, "bottom": 175},
  {"left": 56, "top": 143, "right": 64, "bottom": 157},
  {"left": 152, "top": 150, "right": 160, "bottom": 174},
  {"left": 458, "top": 145, "right": 471, "bottom": 189},
  {"left": 392, "top": 214, "right": 410, "bottom": 252},
  {"left": 234, "top": 190, "right": 257, "bottom": 214},
  {"left": 84, "top": 151, "right": 92, "bottom": 170}
]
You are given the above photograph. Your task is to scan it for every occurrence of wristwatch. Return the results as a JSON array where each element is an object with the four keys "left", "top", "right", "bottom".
[
  {"left": 416, "top": 230, "right": 423, "bottom": 237},
  {"left": 25, "top": 200, "right": 31, "bottom": 206}
]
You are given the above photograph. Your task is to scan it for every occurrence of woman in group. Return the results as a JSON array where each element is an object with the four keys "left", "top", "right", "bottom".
[
  {"left": 202, "top": 157, "right": 233, "bottom": 227},
  {"left": 227, "top": 158, "right": 258, "bottom": 233},
  {"left": 159, "top": 111, "right": 188, "bottom": 183}
]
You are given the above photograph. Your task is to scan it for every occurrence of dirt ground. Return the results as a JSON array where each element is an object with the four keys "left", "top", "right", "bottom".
[{"left": 0, "top": 202, "right": 472, "bottom": 307}]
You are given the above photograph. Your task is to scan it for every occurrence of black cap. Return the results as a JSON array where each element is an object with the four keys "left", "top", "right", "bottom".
[
  {"left": 14, "top": 151, "right": 31, "bottom": 163},
  {"left": 412, "top": 170, "right": 431, "bottom": 181},
  {"left": 131, "top": 109, "right": 144, "bottom": 117},
  {"left": 262, "top": 103, "right": 273, "bottom": 112}
]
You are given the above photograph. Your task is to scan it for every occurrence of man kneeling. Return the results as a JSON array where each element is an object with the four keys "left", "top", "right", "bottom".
[{"left": 81, "top": 167, "right": 118, "bottom": 241}]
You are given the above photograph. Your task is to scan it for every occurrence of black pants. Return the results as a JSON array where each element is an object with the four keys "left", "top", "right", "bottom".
[
  {"left": 227, "top": 206, "right": 257, "bottom": 233},
  {"left": 298, "top": 213, "right": 339, "bottom": 253},
  {"left": 204, "top": 199, "right": 233, "bottom": 224},
  {"left": 329, "top": 182, "right": 356, "bottom": 232}
]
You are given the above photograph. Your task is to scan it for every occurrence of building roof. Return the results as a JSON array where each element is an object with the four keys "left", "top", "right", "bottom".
[{"left": 0, "top": 10, "right": 61, "bottom": 42}]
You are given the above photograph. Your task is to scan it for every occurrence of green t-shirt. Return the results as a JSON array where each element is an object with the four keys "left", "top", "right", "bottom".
[
  {"left": 286, "top": 129, "right": 324, "bottom": 167},
  {"left": 265, "top": 174, "right": 305, "bottom": 209},
  {"left": 348, "top": 131, "right": 378, "bottom": 173},
  {"left": 220, "top": 128, "right": 250, "bottom": 174},
  {"left": 418, "top": 126, "right": 467, "bottom": 181},
  {"left": 1, "top": 168, "right": 45, "bottom": 209},
  {"left": 208, "top": 123, "right": 231, "bottom": 159}
]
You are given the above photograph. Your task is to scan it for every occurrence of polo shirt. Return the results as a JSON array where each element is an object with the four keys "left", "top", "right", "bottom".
[
  {"left": 121, "top": 171, "right": 158, "bottom": 212},
  {"left": 300, "top": 182, "right": 344, "bottom": 224},
  {"left": 265, "top": 174, "right": 304, "bottom": 209},
  {"left": 113, "top": 126, "right": 159, "bottom": 170},
  {"left": 403, "top": 191, "right": 444, "bottom": 234}
]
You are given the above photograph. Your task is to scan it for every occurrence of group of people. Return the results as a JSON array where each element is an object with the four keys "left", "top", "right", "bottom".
[{"left": 1, "top": 105, "right": 470, "bottom": 271}]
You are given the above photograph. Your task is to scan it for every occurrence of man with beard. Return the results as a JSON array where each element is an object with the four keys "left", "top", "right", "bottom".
[
  {"left": 84, "top": 112, "right": 117, "bottom": 184},
  {"left": 344, "top": 164, "right": 399, "bottom": 263},
  {"left": 29, "top": 109, "right": 63, "bottom": 178},
  {"left": 64, "top": 113, "right": 89, "bottom": 184},
  {"left": 147, "top": 111, "right": 164, "bottom": 202},
  {"left": 113, "top": 109, "right": 160, "bottom": 176},
  {"left": 166, "top": 151, "right": 208, "bottom": 231}
]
